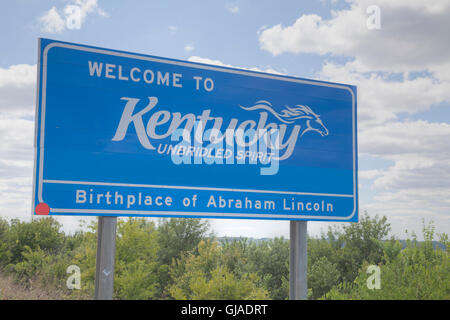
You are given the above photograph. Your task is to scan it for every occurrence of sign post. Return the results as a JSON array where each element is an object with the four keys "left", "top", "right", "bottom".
[
  {"left": 289, "top": 221, "right": 308, "bottom": 300},
  {"left": 94, "top": 216, "right": 117, "bottom": 300}
]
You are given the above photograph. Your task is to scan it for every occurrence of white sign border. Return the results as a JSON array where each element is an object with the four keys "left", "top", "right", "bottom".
[{"left": 33, "top": 39, "right": 358, "bottom": 221}]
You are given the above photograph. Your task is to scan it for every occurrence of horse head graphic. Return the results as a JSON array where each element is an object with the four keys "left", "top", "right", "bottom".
[{"left": 240, "top": 100, "right": 329, "bottom": 137}]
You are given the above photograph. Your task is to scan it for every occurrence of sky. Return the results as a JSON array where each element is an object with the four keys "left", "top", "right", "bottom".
[{"left": 0, "top": 0, "right": 449, "bottom": 240}]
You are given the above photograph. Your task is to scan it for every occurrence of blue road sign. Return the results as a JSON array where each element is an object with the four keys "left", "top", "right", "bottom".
[{"left": 33, "top": 38, "right": 358, "bottom": 222}]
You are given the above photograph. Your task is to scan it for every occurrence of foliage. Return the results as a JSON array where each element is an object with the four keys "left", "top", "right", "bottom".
[
  {"left": 168, "top": 240, "right": 268, "bottom": 299},
  {"left": 244, "top": 237, "right": 290, "bottom": 300},
  {"left": 0, "top": 217, "right": 11, "bottom": 267},
  {"left": 155, "top": 218, "right": 210, "bottom": 298},
  {"left": 114, "top": 218, "right": 159, "bottom": 299},
  {"left": 69, "top": 220, "right": 98, "bottom": 297},
  {"left": 327, "top": 213, "right": 391, "bottom": 283},
  {"left": 308, "top": 256, "right": 340, "bottom": 299},
  {"left": 0, "top": 214, "right": 447, "bottom": 300},
  {"left": 2, "top": 217, "right": 65, "bottom": 267},
  {"left": 324, "top": 222, "right": 449, "bottom": 300},
  {"left": 157, "top": 218, "right": 210, "bottom": 265}
]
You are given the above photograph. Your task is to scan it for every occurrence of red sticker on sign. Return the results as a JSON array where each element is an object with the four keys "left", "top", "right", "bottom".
[{"left": 35, "top": 203, "right": 50, "bottom": 215}]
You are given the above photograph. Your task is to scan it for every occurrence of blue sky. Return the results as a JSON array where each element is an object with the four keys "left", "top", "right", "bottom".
[
  {"left": 0, "top": 1, "right": 334, "bottom": 75},
  {"left": 0, "top": 0, "right": 449, "bottom": 239}
]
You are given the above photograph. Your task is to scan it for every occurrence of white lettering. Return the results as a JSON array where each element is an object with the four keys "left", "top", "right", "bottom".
[
  {"left": 173, "top": 73, "right": 182, "bottom": 87},
  {"left": 105, "top": 64, "right": 116, "bottom": 79},
  {"left": 111, "top": 96, "right": 314, "bottom": 169},
  {"left": 157, "top": 71, "right": 169, "bottom": 86},
  {"left": 88, "top": 61, "right": 103, "bottom": 77},
  {"left": 193, "top": 76, "right": 202, "bottom": 90},
  {"left": 112, "top": 97, "right": 159, "bottom": 150},
  {"left": 118, "top": 65, "right": 129, "bottom": 81},
  {"left": 76, "top": 190, "right": 86, "bottom": 203},
  {"left": 146, "top": 110, "right": 171, "bottom": 139},
  {"left": 143, "top": 69, "right": 154, "bottom": 83},
  {"left": 130, "top": 67, "right": 141, "bottom": 82},
  {"left": 204, "top": 78, "right": 214, "bottom": 91}
]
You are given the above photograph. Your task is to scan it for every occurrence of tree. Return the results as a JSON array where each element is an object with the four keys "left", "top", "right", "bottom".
[
  {"left": 245, "top": 237, "right": 290, "bottom": 300},
  {"left": 169, "top": 240, "right": 268, "bottom": 300},
  {"left": 156, "top": 218, "right": 210, "bottom": 298},
  {"left": 325, "top": 223, "right": 449, "bottom": 300},
  {"left": 157, "top": 218, "right": 210, "bottom": 265},
  {"left": 5, "top": 217, "right": 65, "bottom": 266},
  {"left": 114, "top": 218, "right": 159, "bottom": 299},
  {"left": 70, "top": 221, "right": 98, "bottom": 297},
  {"left": 330, "top": 212, "right": 391, "bottom": 282},
  {"left": 0, "top": 217, "right": 11, "bottom": 268},
  {"left": 308, "top": 256, "right": 340, "bottom": 299}
]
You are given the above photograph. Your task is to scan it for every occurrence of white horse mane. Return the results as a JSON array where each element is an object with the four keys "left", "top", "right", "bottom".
[{"left": 240, "top": 100, "right": 319, "bottom": 124}]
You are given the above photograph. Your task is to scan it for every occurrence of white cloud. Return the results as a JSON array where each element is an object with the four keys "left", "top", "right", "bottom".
[
  {"left": 362, "top": 188, "right": 450, "bottom": 238},
  {"left": 0, "top": 63, "right": 92, "bottom": 234},
  {"left": 360, "top": 121, "right": 450, "bottom": 192},
  {"left": 317, "top": 61, "right": 450, "bottom": 129},
  {"left": 38, "top": 6, "right": 66, "bottom": 34},
  {"left": 72, "top": 0, "right": 105, "bottom": 22},
  {"left": 359, "top": 169, "right": 383, "bottom": 180},
  {"left": 184, "top": 44, "right": 195, "bottom": 53},
  {"left": 96, "top": 7, "right": 109, "bottom": 18},
  {"left": 0, "top": 64, "right": 36, "bottom": 87},
  {"left": 225, "top": 3, "right": 240, "bottom": 14},
  {"left": 0, "top": 63, "right": 36, "bottom": 221},
  {"left": 0, "top": 64, "right": 36, "bottom": 118},
  {"left": 0, "top": 118, "right": 34, "bottom": 162},
  {"left": 168, "top": 25, "right": 177, "bottom": 34},
  {"left": 38, "top": 0, "right": 108, "bottom": 34},
  {"left": 359, "top": 121, "right": 450, "bottom": 159},
  {"left": 188, "top": 56, "right": 234, "bottom": 68},
  {"left": 256, "top": 25, "right": 269, "bottom": 36},
  {"left": 357, "top": 120, "right": 450, "bottom": 236},
  {"left": 257, "top": 1, "right": 450, "bottom": 235},
  {"left": 0, "top": 119, "right": 34, "bottom": 220},
  {"left": 373, "top": 158, "right": 450, "bottom": 191},
  {"left": 210, "top": 219, "right": 290, "bottom": 239},
  {"left": 188, "top": 56, "right": 285, "bottom": 75},
  {"left": 0, "top": 176, "right": 33, "bottom": 218},
  {"left": 258, "top": 1, "right": 450, "bottom": 75}
]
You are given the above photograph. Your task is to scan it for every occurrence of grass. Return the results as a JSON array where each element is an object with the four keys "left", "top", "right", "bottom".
[{"left": 0, "top": 271, "right": 68, "bottom": 300}]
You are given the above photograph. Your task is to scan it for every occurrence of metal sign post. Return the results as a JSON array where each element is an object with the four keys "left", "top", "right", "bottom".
[
  {"left": 290, "top": 220, "right": 307, "bottom": 300},
  {"left": 94, "top": 216, "right": 117, "bottom": 300}
]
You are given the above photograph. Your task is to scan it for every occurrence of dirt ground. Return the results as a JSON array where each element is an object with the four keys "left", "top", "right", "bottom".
[{"left": 0, "top": 272, "right": 67, "bottom": 300}]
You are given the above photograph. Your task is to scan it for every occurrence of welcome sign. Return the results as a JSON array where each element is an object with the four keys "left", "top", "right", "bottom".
[{"left": 33, "top": 38, "right": 358, "bottom": 222}]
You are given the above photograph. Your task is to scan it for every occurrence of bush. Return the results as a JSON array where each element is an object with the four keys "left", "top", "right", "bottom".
[
  {"left": 169, "top": 240, "right": 268, "bottom": 300},
  {"left": 245, "top": 237, "right": 290, "bottom": 300},
  {"left": 308, "top": 256, "right": 340, "bottom": 299},
  {"left": 5, "top": 218, "right": 65, "bottom": 266},
  {"left": 0, "top": 215, "right": 447, "bottom": 300},
  {"left": 324, "top": 223, "right": 449, "bottom": 300}
]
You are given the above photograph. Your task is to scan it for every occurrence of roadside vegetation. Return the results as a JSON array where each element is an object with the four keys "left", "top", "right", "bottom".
[{"left": 0, "top": 213, "right": 448, "bottom": 300}]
